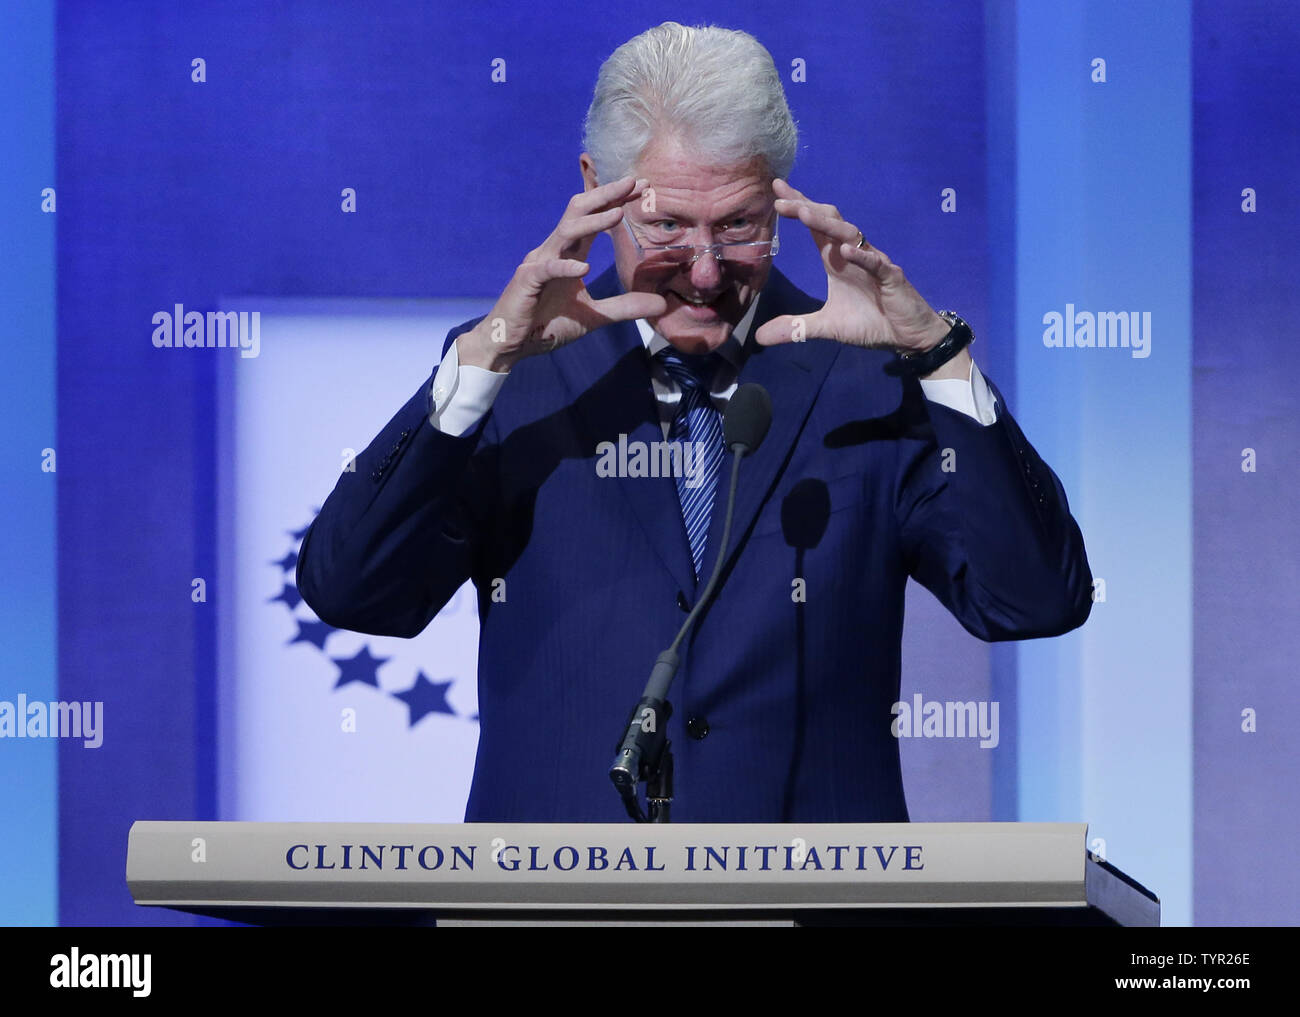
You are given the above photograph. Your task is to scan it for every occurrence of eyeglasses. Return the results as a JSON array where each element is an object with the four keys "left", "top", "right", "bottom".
[{"left": 622, "top": 212, "right": 780, "bottom": 268}]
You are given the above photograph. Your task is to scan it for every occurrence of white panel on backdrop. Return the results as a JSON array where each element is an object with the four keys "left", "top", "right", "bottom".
[{"left": 217, "top": 299, "right": 488, "bottom": 822}]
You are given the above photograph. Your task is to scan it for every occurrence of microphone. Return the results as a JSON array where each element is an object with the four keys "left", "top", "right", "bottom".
[
  {"left": 723, "top": 382, "right": 772, "bottom": 456},
  {"left": 609, "top": 383, "right": 774, "bottom": 821}
]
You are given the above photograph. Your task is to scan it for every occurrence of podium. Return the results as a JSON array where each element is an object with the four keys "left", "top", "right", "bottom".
[{"left": 127, "top": 821, "right": 1159, "bottom": 926}]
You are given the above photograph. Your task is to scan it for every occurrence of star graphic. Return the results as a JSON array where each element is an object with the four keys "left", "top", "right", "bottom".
[
  {"left": 288, "top": 618, "right": 336, "bottom": 650},
  {"left": 331, "top": 646, "right": 390, "bottom": 689},
  {"left": 268, "top": 582, "right": 302, "bottom": 610},
  {"left": 392, "top": 671, "right": 456, "bottom": 726},
  {"left": 272, "top": 508, "right": 477, "bottom": 729}
]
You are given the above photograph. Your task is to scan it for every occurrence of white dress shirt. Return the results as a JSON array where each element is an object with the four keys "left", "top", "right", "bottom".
[{"left": 427, "top": 299, "right": 998, "bottom": 437}]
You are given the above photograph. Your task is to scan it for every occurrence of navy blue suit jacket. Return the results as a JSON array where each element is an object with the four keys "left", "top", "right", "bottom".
[{"left": 297, "top": 266, "right": 1092, "bottom": 822}]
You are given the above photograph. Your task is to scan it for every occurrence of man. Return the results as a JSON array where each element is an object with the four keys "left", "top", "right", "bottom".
[{"left": 297, "top": 23, "right": 1092, "bottom": 823}]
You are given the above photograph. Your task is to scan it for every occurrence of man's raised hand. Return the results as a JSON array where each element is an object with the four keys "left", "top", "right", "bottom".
[
  {"left": 754, "top": 178, "right": 950, "bottom": 355},
  {"left": 458, "top": 177, "right": 668, "bottom": 372}
]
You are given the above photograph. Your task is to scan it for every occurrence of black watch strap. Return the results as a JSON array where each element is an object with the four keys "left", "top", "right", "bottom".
[{"left": 888, "top": 311, "right": 974, "bottom": 377}]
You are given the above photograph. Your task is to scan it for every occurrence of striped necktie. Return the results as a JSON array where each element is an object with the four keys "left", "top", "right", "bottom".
[{"left": 655, "top": 347, "right": 725, "bottom": 581}]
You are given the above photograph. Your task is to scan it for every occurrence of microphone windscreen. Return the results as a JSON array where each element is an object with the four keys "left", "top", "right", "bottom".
[{"left": 724, "top": 383, "right": 773, "bottom": 453}]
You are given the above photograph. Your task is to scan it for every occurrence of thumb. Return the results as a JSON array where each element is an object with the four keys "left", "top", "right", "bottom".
[{"left": 755, "top": 312, "right": 817, "bottom": 346}]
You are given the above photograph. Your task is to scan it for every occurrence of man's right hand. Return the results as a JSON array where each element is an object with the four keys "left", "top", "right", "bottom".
[{"left": 457, "top": 176, "right": 668, "bottom": 373}]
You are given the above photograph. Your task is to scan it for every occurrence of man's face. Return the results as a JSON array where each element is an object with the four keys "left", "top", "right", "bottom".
[{"left": 583, "top": 135, "right": 775, "bottom": 356}]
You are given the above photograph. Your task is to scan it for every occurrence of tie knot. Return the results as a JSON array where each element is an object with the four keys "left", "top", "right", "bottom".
[{"left": 655, "top": 347, "right": 721, "bottom": 392}]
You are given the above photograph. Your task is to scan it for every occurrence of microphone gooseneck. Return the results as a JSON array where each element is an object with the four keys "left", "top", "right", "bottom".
[{"left": 609, "top": 383, "right": 773, "bottom": 822}]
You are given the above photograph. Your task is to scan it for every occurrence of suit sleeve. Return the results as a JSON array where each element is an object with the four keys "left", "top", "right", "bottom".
[
  {"left": 895, "top": 375, "right": 1093, "bottom": 641},
  {"left": 296, "top": 322, "right": 497, "bottom": 638}
]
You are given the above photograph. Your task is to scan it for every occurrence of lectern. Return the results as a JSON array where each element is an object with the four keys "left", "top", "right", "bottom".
[{"left": 127, "top": 821, "right": 1159, "bottom": 926}]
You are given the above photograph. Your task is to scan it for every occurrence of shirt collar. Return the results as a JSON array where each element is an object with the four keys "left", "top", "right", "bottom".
[{"left": 634, "top": 291, "right": 760, "bottom": 371}]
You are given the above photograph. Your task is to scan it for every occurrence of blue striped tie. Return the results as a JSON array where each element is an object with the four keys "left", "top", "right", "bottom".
[{"left": 655, "top": 348, "right": 725, "bottom": 580}]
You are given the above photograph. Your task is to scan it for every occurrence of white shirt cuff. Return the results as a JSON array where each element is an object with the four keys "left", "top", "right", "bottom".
[
  {"left": 918, "top": 358, "right": 999, "bottom": 426},
  {"left": 427, "top": 338, "right": 509, "bottom": 437}
]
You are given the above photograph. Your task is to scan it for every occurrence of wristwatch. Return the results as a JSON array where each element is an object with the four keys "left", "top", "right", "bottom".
[{"left": 889, "top": 310, "right": 974, "bottom": 377}]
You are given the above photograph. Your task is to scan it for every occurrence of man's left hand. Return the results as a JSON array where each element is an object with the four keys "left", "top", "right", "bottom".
[{"left": 754, "top": 179, "right": 951, "bottom": 356}]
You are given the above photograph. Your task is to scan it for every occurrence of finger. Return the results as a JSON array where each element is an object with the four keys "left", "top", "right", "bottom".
[
  {"left": 772, "top": 178, "right": 809, "bottom": 203},
  {"left": 754, "top": 311, "right": 821, "bottom": 347},
  {"left": 550, "top": 185, "right": 646, "bottom": 260},
  {"left": 775, "top": 198, "right": 857, "bottom": 250},
  {"left": 586, "top": 291, "right": 669, "bottom": 325},
  {"left": 839, "top": 241, "right": 893, "bottom": 279},
  {"left": 518, "top": 257, "right": 590, "bottom": 291},
  {"left": 568, "top": 175, "right": 648, "bottom": 217},
  {"left": 773, "top": 196, "right": 809, "bottom": 222},
  {"left": 773, "top": 179, "right": 844, "bottom": 222},
  {"left": 787, "top": 204, "right": 863, "bottom": 248},
  {"left": 773, "top": 178, "right": 813, "bottom": 216},
  {"left": 555, "top": 204, "right": 625, "bottom": 241}
]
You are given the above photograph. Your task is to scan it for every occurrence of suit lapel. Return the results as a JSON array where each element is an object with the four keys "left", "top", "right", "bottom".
[
  {"left": 552, "top": 265, "right": 839, "bottom": 597},
  {"left": 698, "top": 270, "right": 840, "bottom": 585},
  {"left": 551, "top": 267, "right": 697, "bottom": 597}
]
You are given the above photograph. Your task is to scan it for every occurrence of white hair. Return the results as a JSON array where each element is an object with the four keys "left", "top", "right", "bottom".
[{"left": 582, "top": 22, "right": 798, "bottom": 183}]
